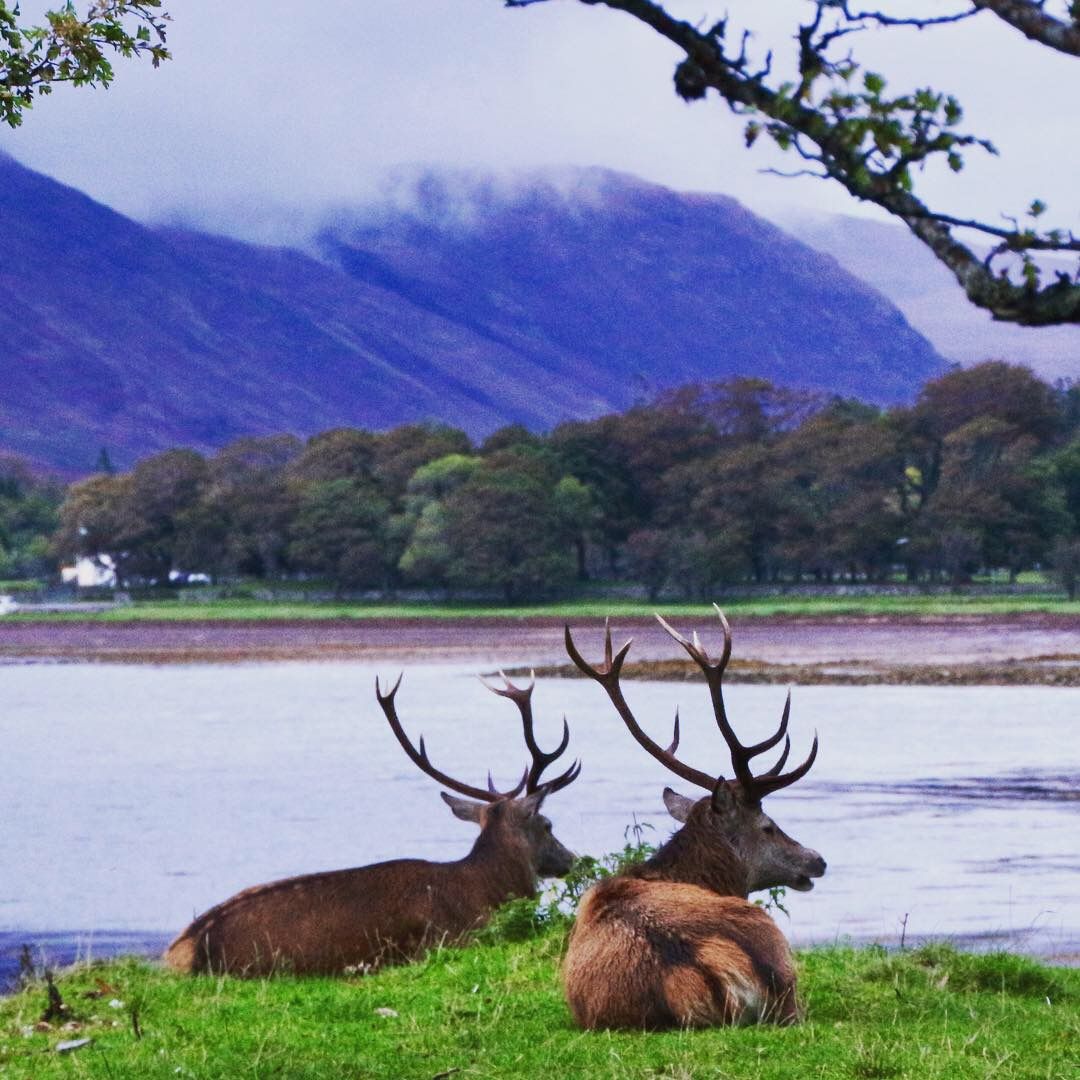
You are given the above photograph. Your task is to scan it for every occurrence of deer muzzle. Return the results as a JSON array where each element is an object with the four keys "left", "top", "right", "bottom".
[{"left": 790, "top": 850, "right": 827, "bottom": 892}]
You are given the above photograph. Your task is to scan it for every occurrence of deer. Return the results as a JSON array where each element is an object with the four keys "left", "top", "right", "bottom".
[
  {"left": 164, "top": 671, "right": 580, "bottom": 976},
  {"left": 561, "top": 605, "right": 825, "bottom": 1030}
]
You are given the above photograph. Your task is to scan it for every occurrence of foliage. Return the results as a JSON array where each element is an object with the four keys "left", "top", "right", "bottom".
[
  {"left": 506, "top": 0, "right": 1080, "bottom": 326},
  {"left": 1049, "top": 536, "right": 1080, "bottom": 599},
  {"left": 0, "top": 1, "right": 169, "bottom": 127},
  {"left": 43, "top": 363, "right": 1080, "bottom": 597},
  {"left": 0, "top": 458, "right": 61, "bottom": 578},
  {"left": 0, "top": 941, "right": 1076, "bottom": 1078},
  {"left": 478, "top": 821, "right": 659, "bottom": 944}
]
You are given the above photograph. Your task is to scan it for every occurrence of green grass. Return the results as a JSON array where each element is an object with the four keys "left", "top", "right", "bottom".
[
  {"left": 2, "top": 939, "right": 1076, "bottom": 1078},
  {"left": 13, "top": 593, "right": 1080, "bottom": 622}
]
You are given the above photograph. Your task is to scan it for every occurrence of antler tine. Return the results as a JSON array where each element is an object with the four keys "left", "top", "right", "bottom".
[
  {"left": 656, "top": 608, "right": 755, "bottom": 786},
  {"left": 480, "top": 670, "right": 574, "bottom": 793},
  {"left": 535, "top": 757, "right": 582, "bottom": 797},
  {"left": 375, "top": 674, "right": 514, "bottom": 803},
  {"left": 565, "top": 622, "right": 716, "bottom": 792},
  {"left": 665, "top": 710, "right": 681, "bottom": 755},
  {"left": 761, "top": 735, "right": 791, "bottom": 777},
  {"left": 743, "top": 689, "right": 792, "bottom": 758},
  {"left": 487, "top": 767, "right": 529, "bottom": 799},
  {"left": 747, "top": 732, "right": 819, "bottom": 801},
  {"left": 657, "top": 607, "right": 789, "bottom": 787}
]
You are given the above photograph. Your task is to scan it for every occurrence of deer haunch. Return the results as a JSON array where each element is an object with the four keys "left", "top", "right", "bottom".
[{"left": 563, "top": 878, "right": 799, "bottom": 1030}]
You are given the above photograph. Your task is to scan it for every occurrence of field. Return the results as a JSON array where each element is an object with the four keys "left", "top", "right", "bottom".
[
  {"left": 9, "top": 593, "right": 1080, "bottom": 622},
  {"left": 2, "top": 931, "right": 1076, "bottom": 1079}
]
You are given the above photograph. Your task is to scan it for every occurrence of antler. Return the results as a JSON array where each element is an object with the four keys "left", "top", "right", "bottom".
[
  {"left": 564, "top": 619, "right": 717, "bottom": 792},
  {"left": 566, "top": 608, "right": 817, "bottom": 805},
  {"left": 480, "top": 670, "right": 581, "bottom": 795},
  {"left": 655, "top": 605, "right": 818, "bottom": 802},
  {"left": 375, "top": 674, "right": 528, "bottom": 803}
]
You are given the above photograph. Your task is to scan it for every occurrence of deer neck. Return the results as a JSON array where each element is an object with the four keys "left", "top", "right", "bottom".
[
  {"left": 630, "top": 823, "right": 750, "bottom": 898},
  {"left": 460, "top": 822, "right": 538, "bottom": 905}
]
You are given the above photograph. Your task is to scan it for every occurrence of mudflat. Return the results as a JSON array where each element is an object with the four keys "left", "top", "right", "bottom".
[{"left": 1, "top": 614, "right": 1079, "bottom": 683}]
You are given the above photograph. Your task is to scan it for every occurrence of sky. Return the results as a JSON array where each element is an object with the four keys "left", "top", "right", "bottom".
[
  {"left": 3, "top": 1, "right": 1079, "bottom": 376},
  {"left": 4, "top": 0, "right": 1078, "bottom": 235}
]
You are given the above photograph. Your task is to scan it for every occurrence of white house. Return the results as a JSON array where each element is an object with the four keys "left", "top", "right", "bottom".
[{"left": 60, "top": 554, "right": 118, "bottom": 588}]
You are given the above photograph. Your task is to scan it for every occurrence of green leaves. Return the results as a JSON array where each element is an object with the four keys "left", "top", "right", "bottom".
[
  {"left": 0, "top": 0, "right": 169, "bottom": 127},
  {"left": 862, "top": 71, "right": 885, "bottom": 95}
]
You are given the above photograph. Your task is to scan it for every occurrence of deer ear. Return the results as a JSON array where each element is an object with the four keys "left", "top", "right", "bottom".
[
  {"left": 662, "top": 787, "right": 696, "bottom": 823},
  {"left": 440, "top": 791, "right": 484, "bottom": 822}
]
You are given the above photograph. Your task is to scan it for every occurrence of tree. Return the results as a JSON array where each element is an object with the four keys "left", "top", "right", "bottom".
[
  {"left": 396, "top": 453, "right": 481, "bottom": 588},
  {"left": 289, "top": 428, "right": 379, "bottom": 486},
  {"left": 910, "top": 417, "right": 1067, "bottom": 581},
  {"left": 439, "top": 454, "right": 578, "bottom": 602},
  {"left": 204, "top": 435, "right": 302, "bottom": 580},
  {"left": 507, "top": 0, "right": 1080, "bottom": 326},
  {"left": 371, "top": 423, "right": 473, "bottom": 499},
  {"left": 1, "top": 1, "right": 169, "bottom": 128},
  {"left": 0, "top": 455, "right": 61, "bottom": 578},
  {"left": 51, "top": 471, "right": 135, "bottom": 581},
  {"left": 124, "top": 448, "right": 208, "bottom": 582},
  {"left": 768, "top": 401, "right": 906, "bottom": 581},
  {"left": 1049, "top": 537, "right": 1080, "bottom": 599},
  {"left": 288, "top": 477, "right": 392, "bottom": 592}
]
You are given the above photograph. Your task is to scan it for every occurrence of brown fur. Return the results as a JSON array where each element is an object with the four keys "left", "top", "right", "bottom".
[
  {"left": 562, "top": 793, "right": 822, "bottom": 1030},
  {"left": 564, "top": 879, "right": 798, "bottom": 1029},
  {"left": 165, "top": 798, "right": 567, "bottom": 976},
  {"left": 562, "top": 609, "right": 824, "bottom": 1029}
]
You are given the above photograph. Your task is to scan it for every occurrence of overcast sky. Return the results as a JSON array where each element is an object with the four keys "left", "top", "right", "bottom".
[{"left": 4, "top": 0, "right": 1078, "bottom": 242}]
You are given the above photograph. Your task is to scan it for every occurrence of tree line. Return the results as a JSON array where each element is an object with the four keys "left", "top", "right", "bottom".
[{"left": 32, "top": 361, "right": 1080, "bottom": 601}]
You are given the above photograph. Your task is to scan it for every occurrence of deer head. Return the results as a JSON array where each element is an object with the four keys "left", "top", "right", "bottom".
[
  {"left": 375, "top": 671, "right": 580, "bottom": 878},
  {"left": 565, "top": 605, "right": 825, "bottom": 896}
]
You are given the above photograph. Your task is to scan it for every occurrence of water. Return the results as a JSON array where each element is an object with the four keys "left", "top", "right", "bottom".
[{"left": 2, "top": 663, "right": 1077, "bottom": 986}]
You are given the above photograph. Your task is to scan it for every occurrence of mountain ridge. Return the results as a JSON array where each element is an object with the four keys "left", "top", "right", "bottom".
[{"left": 0, "top": 156, "right": 946, "bottom": 474}]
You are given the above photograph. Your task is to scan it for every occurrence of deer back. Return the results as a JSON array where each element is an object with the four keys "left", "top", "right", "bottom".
[
  {"left": 165, "top": 797, "right": 561, "bottom": 975},
  {"left": 165, "top": 673, "right": 579, "bottom": 977}
]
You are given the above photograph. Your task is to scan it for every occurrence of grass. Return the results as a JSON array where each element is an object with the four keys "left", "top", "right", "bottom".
[
  {"left": 1, "top": 938, "right": 1076, "bottom": 1078},
  {"left": 12, "top": 593, "right": 1080, "bottom": 622}
]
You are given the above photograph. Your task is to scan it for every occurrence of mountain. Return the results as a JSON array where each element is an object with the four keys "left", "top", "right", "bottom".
[
  {"left": 779, "top": 210, "right": 1079, "bottom": 379},
  {"left": 0, "top": 156, "right": 946, "bottom": 474}
]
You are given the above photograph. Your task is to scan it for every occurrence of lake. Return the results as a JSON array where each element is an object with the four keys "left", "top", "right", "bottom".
[{"left": 2, "top": 661, "right": 1077, "bottom": 985}]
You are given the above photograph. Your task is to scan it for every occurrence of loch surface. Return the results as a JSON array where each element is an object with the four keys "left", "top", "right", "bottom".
[{"left": 3, "top": 662, "right": 1077, "bottom": 983}]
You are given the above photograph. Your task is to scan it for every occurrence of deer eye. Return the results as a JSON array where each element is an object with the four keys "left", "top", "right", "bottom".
[{"left": 762, "top": 823, "right": 776, "bottom": 836}]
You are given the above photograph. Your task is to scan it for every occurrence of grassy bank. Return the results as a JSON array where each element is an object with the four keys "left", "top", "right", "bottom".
[
  {"left": 2, "top": 936, "right": 1076, "bottom": 1079},
  {"left": 11, "top": 593, "right": 1080, "bottom": 622}
]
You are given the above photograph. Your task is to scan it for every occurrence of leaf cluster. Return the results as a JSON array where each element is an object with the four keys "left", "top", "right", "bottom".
[{"left": 0, "top": 1, "right": 169, "bottom": 128}]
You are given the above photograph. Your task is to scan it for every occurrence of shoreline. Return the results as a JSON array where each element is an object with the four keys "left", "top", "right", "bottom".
[{"left": 2, "top": 613, "right": 1079, "bottom": 683}]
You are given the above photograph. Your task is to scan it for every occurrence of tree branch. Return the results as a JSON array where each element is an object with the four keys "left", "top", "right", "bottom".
[
  {"left": 974, "top": 0, "right": 1080, "bottom": 56},
  {"left": 505, "top": 0, "right": 1080, "bottom": 326}
]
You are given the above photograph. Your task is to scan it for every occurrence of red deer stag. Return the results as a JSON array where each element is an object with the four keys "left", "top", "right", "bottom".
[
  {"left": 164, "top": 672, "right": 579, "bottom": 976},
  {"left": 562, "top": 606, "right": 825, "bottom": 1029}
]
